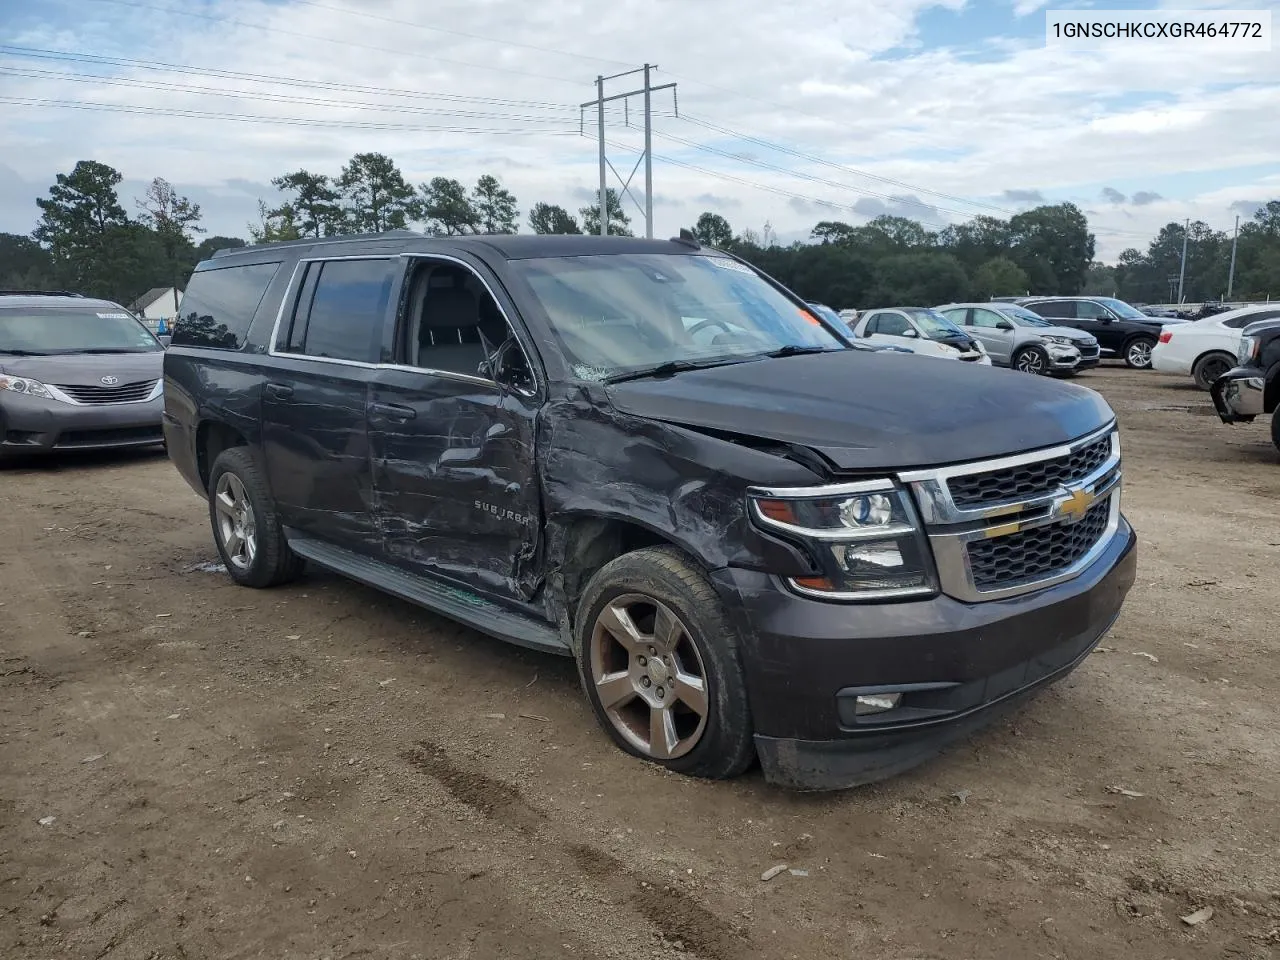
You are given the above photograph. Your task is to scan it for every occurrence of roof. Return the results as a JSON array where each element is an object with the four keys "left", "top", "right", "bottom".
[
  {"left": 129, "top": 286, "right": 180, "bottom": 312},
  {"left": 0, "top": 294, "right": 128, "bottom": 310},
  {"left": 207, "top": 230, "right": 708, "bottom": 265}
]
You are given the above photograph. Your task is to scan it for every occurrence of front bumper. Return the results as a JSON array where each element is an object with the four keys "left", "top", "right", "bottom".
[
  {"left": 1210, "top": 366, "right": 1266, "bottom": 423},
  {"left": 711, "top": 518, "right": 1138, "bottom": 790},
  {"left": 1046, "top": 344, "right": 1082, "bottom": 371},
  {"left": 0, "top": 393, "right": 164, "bottom": 457}
]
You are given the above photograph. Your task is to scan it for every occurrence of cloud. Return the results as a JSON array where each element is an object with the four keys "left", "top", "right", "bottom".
[
  {"left": 1229, "top": 199, "right": 1263, "bottom": 218},
  {"left": 0, "top": 0, "right": 1276, "bottom": 264},
  {"left": 1100, "top": 187, "right": 1127, "bottom": 204}
]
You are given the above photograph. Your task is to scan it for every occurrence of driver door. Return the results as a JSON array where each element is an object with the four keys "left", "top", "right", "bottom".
[
  {"left": 969, "top": 307, "right": 1016, "bottom": 364},
  {"left": 367, "top": 255, "right": 543, "bottom": 603},
  {"left": 860, "top": 310, "right": 917, "bottom": 348}
]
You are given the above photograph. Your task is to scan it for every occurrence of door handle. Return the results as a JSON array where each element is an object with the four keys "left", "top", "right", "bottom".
[
  {"left": 265, "top": 382, "right": 294, "bottom": 399},
  {"left": 369, "top": 401, "right": 417, "bottom": 421}
]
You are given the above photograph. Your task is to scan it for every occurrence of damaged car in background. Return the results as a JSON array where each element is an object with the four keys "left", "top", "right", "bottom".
[{"left": 163, "top": 232, "right": 1137, "bottom": 791}]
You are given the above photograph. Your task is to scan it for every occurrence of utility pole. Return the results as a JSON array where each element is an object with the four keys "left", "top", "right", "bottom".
[
  {"left": 595, "top": 75, "right": 607, "bottom": 236},
  {"left": 1227, "top": 214, "right": 1240, "bottom": 299},
  {"left": 581, "top": 66, "right": 677, "bottom": 240},
  {"left": 1176, "top": 218, "right": 1189, "bottom": 304}
]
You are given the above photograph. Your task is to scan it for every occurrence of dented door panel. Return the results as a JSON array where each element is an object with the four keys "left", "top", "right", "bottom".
[{"left": 368, "top": 368, "right": 541, "bottom": 601}]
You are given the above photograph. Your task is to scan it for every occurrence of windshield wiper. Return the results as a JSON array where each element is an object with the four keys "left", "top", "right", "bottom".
[
  {"left": 75, "top": 348, "right": 142, "bottom": 354},
  {"left": 604, "top": 355, "right": 756, "bottom": 384},
  {"left": 761, "top": 344, "right": 836, "bottom": 359}
]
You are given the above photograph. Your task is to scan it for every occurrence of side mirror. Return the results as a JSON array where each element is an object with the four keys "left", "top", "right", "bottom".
[
  {"left": 901, "top": 328, "right": 919, "bottom": 338},
  {"left": 483, "top": 338, "right": 536, "bottom": 397},
  {"left": 995, "top": 319, "right": 1014, "bottom": 331}
]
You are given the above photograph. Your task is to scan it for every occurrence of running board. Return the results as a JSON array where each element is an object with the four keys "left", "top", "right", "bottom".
[{"left": 285, "top": 534, "right": 569, "bottom": 657}]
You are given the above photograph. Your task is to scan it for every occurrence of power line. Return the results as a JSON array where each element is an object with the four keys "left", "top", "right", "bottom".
[
  {"left": 1, "top": 97, "right": 581, "bottom": 136},
  {"left": 0, "top": 67, "right": 583, "bottom": 126},
  {"left": 88, "top": 0, "right": 584, "bottom": 86},
  {"left": 0, "top": 45, "right": 578, "bottom": 111}
]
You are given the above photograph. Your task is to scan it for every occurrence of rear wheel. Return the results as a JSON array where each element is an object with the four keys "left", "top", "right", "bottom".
[
  {"left": 1192, "top": 351, "right": 1235, "bottom": 391},
  {"left": 1125, "top": 336, "right": 1156, "bottom": 369},
  {"left": 208, "top": 446, "right": 304, "bottom": 588},
  {"left": 1272, "top": 410, "right": 1280, "bottom": 454},
  {"left": 575, "top": 546, "right": 755, "bottom": 780},
  {"left": 1013, "top": 345, "right": 1049, "bottom": 375}
]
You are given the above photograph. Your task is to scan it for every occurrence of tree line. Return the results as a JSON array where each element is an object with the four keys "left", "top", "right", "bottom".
[{"left": 2, "top": 153, "right": 1277, "bottom": 311}]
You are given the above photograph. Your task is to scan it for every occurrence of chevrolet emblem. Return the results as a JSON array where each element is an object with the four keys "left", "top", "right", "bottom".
[{"left": 1056, "top": 487, "right": 1095, "bottom": 524}]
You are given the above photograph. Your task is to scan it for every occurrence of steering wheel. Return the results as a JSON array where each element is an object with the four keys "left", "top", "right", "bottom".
[{"left": 686, "top": 318, "right": 735, "bottom": 338}]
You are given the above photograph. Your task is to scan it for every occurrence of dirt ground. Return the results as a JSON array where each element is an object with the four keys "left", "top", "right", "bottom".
[{"left": 2, "top": 366, "right": 1279, "bottom": 960}]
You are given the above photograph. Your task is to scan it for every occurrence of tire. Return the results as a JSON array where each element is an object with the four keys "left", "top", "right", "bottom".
[
  {"left": 1013, "top": 345, "right": 1050, "bottom": 375},
  {"left": 1192, "top": 351, "right": 1235, "bottom": 391},
  {"left": 1272, "top": 410, "right": 1280, "bottom": 454},
  {"left": 207, "top": 446, "right": 305, "bottom": 588},
  {"left": 1124, "top": 336, "right": 1156, "bottom": 369},
  {"left": 574, "top": 545, "right": 755, "bottom": 780}
]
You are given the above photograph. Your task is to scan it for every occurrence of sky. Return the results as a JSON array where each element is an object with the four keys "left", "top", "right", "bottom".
[{"left": 1, "top": 0, "right": 1277, "bottom": 261}]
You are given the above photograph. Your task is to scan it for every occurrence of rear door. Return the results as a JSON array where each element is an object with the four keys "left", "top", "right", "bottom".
[
  {"left": 260, "top": 256, "right": 397, "bottom": 550},
  {"left": 367, "top": 254, "right": 543, "bottom": 602}
]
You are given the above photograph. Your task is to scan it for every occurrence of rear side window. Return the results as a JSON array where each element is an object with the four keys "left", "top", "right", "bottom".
[
  {"left": 1225, "top": 310, "right": 1280, "bottom": 328},
  {"left": 172, "top": 262, "right": 280, "bottom": 349},
  {"left": 1029, "top": 300, "right": 1075, "bottom": 319},
  {"left": 876, "top": 313, "right": 911, "bottom": 337},
  {"left": 281, "top": 258, "right": 396, "bottom": 363}
]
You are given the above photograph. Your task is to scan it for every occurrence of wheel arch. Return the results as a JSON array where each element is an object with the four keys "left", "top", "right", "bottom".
[{"left": 196, "top": 419, "right": 249, "bottom": 492}]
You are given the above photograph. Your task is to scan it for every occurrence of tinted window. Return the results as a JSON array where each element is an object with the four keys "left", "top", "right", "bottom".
[
  {"left": 861, "top": 313, "right": 881, "bottom": 336},
  {"left": 1224, "top": 309, "right": 1280, "bottom": 328},
  {"left": 291, "top": 258, "right": 395, "bottom": 363},
  {"left": 173, "top": 262, "right": 280, "bottom": 349},
  {"left": 1030, "top": 300, "right": 1075, "bottom": 319},
  {"left": 1076, "top": 300, "right": 1113, "bottom": 320}
]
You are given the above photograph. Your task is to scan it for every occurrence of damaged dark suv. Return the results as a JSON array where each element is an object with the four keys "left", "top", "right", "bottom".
[{"left": 163, "top": 232, "right": 1137, "bottom": 791}]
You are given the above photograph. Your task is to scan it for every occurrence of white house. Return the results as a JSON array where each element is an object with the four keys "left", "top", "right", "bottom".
[{"left": 129, "top": 286, "right": 183, "bottom": 326}]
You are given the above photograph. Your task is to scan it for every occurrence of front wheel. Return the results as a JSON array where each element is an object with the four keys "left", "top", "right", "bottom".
[
  {"left": 207, "top": 446, "right": 305, "bottom": 588},
  {"left": 1013, "top": 345, "right": 1049, "bottom": 375},
  {"left": 1192, "top": 351, "right": 1235, "bottom": 391},
  {"left": 575, "top": 546, "right": 755, "bottom": 780},
  {"left": 1125, "top": 336, "right": 1156, "bottom": 369}
]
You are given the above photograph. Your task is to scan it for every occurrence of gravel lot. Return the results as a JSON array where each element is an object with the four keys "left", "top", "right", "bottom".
[{"left": 3, "top": 366, "right": 1278, "bottom": 960}]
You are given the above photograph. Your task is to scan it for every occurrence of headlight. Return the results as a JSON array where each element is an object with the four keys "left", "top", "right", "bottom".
[
  {"left": 1042, "top": 335, "right": 1073, "bottom": 346},
  {"left": 1238, "top": 336, "right": 1258, "bottom": 365},
  {"left": 0, "top": 374, "right": 56, "bottom": 400},
  {"left": 748, "top": 481, "right": 937, "bottom": 600}
]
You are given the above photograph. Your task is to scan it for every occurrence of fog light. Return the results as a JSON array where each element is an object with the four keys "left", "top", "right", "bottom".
[{"left": 854, "top": 693, "right": 902, "bottom": 715}]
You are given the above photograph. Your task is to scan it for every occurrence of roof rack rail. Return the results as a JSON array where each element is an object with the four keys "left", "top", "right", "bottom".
[
  {"left": 0, "top": 289, "right": 84, "bottom": 297},
  {"left": 210, "top": 229, "right": 420, "bottom": 258}
]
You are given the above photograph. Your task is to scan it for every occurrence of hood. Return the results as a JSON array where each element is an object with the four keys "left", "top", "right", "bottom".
[
  {"left": 605, "top": 350, "right": 1114, "bottom": 472},
  {"left": 0, "top": 350, "right": 163, "bottom": 386}
]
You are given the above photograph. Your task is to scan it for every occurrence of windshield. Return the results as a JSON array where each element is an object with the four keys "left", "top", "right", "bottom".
[
  {"left": 904, "top": 308, "right": 965, "bottom": 338},
  {"left": 0, "top": 306, "right": 162, "bottom": 355},
  {"left": 999, "top": 305, "right": 1053, "bottom": 327},
  {"left": 807, "top": 303, "right": 842, "bottom": 326},
  {"left": 1096, "top": 297, "right": 1146, "bottom": 320},
  {"left": 509, "top": 254, "right": 845, "bottom": 379}
]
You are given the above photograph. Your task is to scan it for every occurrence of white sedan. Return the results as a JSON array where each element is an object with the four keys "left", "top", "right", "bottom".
[
  {"left": 1150, "top": 305, "right": 1280, "bottom": 389},
  {"left": 852, "top": 307, "right": 992, "bottom": 364}
]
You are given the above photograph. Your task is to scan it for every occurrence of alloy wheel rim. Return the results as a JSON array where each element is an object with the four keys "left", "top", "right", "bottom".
[
  {"left": 1129, "top": 341, "right": 1153, "bottom": 367},
  {"left": 214, "top": 473, "right": 257, "bottom": 571},
  {"left": 1017, "top": 351, "right": 1045, "bottom": 373},
  {"left": 589, "top": 594, "right": 709, "bottom": 760}
]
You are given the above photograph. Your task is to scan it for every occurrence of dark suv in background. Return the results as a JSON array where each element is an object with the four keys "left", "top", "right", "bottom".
[
  {"left": 163, "top": 232, "right": 1137, "bottom": 791},
  {"left": 1019, "top": 296, "right": 1182, "bottom": 369}
]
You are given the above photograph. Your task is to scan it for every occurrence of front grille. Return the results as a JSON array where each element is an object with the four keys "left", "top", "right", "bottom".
[
  {"left": 967, "top": 498, "right": 1111, "bottom": 590},
  {"left": 55, "top": 378, "right": 158, "bottom": 404},
  {"left": 1079, "top": 344, "right": 1100, "bottom": 359},
  {"left": 947, "top": 433, "right": 1112, "bottom": 507},
  {"left": 56, "top": 425, "right": 163, "bottom": 447}
]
